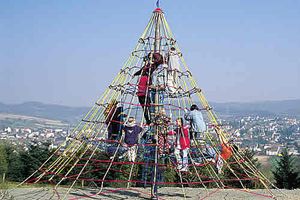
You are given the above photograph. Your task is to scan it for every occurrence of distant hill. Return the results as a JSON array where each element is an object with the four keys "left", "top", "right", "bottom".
[
  {"left": 211, "top": 99, "right": 300, "bottom": 118},
  {"left": 0, "top": 102, "right": 89, "bottom": 124},
  {"left": 0, "top": 113, "right": 68, "bottom": 128},
  {"left": 0, "top": 100, "right": 299, "bottom": 125}
]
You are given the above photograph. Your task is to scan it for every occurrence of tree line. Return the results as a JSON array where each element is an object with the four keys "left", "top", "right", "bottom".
[{"left": 0, "top": 142, "right": 299, "bottom": 189}]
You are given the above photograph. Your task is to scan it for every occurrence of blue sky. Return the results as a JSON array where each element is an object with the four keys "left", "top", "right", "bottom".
[{"left": 0, "top": 0, "right": 299, "bottom": 106}]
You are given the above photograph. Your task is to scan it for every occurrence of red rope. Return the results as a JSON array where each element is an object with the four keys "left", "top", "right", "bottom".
[
  {"left": 65, "top": 177, "right": 260, "bottom": 186},
  {"left": 77, "top": 159, "right": 170, "bottom": 167},
  {"left": 121, "top": 100, "right": 186, "bottom": 110}
]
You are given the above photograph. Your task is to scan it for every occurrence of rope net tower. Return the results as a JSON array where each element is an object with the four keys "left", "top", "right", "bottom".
[{"left": 17, "top": 5, "right": 282, "bottom": 200}]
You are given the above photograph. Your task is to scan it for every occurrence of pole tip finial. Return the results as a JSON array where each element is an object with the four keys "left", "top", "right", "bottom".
[
  {"left": 153, "top": 0, "right": 163, "bottom": 13},
  {"left": 156, "top": 0, "right": 160, "bottom": 8},
  {"left": 153, "top": 7, "right": 162, "bottom": 13}
]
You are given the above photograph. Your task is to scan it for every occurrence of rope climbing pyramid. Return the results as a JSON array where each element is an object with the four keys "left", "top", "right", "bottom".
[{"left": 15, "top": 7, "right": 283, "bottom": 200}]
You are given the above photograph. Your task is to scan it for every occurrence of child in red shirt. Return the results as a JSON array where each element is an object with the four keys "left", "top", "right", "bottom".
[{"left": 169, "top": 118, "right": 190, "bottom": 172}]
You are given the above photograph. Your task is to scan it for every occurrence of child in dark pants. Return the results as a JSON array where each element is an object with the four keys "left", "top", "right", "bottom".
[{"left": 120, "top": 117, "right": 143, "bottom": 162}]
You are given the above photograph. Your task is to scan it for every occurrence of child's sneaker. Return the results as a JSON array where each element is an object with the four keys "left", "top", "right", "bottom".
[
  {"left": 218, "top": 168, "right": 223, "bottom": 174},
  {"left": 206, "top": 158, "right": 216, "bottom": 164},
  {"left": 177, "top": 165, "right": 183, "bottom": 170},
  {"left": 193, "top": 162, "right": 201, "bottom": 166},
  {"left": 180, "top": 166, "right": 188, "bottom": 172}
]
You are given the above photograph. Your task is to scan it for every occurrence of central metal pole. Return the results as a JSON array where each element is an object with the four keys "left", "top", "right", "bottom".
[
  {"left": 151, "top": 9, "right": 161, "bottom": 200},
  {"left": 154, "top": 12, "right": 161, "bottom": 53}
]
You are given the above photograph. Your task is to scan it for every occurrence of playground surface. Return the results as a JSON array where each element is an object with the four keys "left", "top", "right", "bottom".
[{"left": 4, "top": 187, "right": 300, "bottom": 200}]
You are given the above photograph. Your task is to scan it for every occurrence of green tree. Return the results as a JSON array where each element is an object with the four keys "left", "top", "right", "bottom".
[
  {"left": 1, "top": 142, "right": 25, "bottom": 182},
  {"left": 0, "top": 142, "right": 53, "bottom": 182},
  {"left": 20, "top": 143, "right": 51, "bottom": 180},
  {"left": 0, "top": 144, "right": 8, "bottom": 179},
  {"left": 272, "top": 148, "right": 300, "bottom": 189},
  {"left": 7, "top": 150, "right": 25, "bottom": 182}
]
